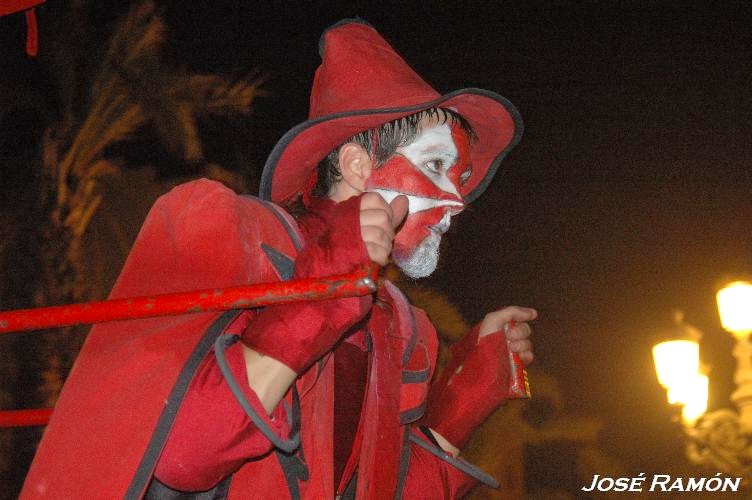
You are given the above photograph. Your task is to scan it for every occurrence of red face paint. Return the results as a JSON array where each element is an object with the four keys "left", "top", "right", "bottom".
[
  {"left": 364, "top": 122, "right": 471, "bottom": 260},
  {"left": 447, "top": 122, "right": 472, "bottom": 189}
]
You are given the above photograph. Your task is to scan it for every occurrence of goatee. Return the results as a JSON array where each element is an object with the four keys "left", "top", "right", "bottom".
[{"left": 393, "top": 231, "right": 442, "bottom": 279}]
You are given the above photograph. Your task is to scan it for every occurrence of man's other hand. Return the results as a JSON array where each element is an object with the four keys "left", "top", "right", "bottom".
[{"left": 479, "top": 306, "right": 537, "bottom": 366}]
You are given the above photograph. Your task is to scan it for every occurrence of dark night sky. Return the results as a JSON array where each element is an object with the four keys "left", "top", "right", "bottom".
[{"left": 4, "top": 0, "right": 752, "bottom": 488}]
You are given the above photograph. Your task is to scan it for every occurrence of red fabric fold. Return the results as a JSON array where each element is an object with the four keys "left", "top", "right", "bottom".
[
  {"left": 402, "top": 429, "right": 478, "bottom": 499},
  {"left": 155, "top": 340, "right": 291, "bottom": 492}
]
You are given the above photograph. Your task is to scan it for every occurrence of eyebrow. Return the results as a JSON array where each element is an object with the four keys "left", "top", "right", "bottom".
[
  {"left": 422, "top": 143, "right": 455, "bottom": 154},
  {"left": 402, "top": 141, "right": 457, "bottom": 157},
  {"left": 398, "top": 124, "right": 460, "bottom": 168},
  {"left": 418, "top": 146, "right": 458, "bottom": 166}
]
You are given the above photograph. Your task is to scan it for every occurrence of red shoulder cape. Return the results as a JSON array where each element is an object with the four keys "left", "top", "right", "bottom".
[{"left": 22, "top": 179, "right": 300, "bottom": 498}]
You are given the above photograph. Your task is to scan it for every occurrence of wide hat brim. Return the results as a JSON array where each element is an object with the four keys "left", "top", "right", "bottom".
[
  {"left": 260, "top": 20, "right": 523, "bottom": 204},
  {"left": 260, "top": 89, "right": 522, "bottom": 204}
]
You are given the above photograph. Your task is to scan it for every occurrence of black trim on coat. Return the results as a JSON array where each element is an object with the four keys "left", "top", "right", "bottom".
[
  {"left": 144, "top": 475, "right": 231, "bottom": 500},
  {"left": 394, "top": 426, "right": 412, "bottom": 499},
  {"left": 408, "top": 429, "right": 500, "bottom": 488},
  {"left": 259, "top": 199, "right": 303, "bottom": 252},
  {"left": 274, "top": 388, "right": 309, "bottom": 500},
  {"left": 126, "top": 310, "right": 241, "bottom": 500}
]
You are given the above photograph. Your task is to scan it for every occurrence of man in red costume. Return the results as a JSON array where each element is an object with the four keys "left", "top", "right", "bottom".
[{"left": 23, "top": 20, "right": 534, "bottom": 499}]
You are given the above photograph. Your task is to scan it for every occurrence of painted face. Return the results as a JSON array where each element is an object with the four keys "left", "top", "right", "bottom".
[{"left": 365, "top": 119, "right": 471, "bottom": 278}]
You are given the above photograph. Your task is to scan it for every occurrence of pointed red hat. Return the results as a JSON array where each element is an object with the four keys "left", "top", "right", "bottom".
[{"left": 260, "top": 19, "right": 523, "bottom": 204}]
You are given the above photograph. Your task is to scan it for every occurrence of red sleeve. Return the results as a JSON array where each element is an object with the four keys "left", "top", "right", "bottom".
[
  {"left": 154, "top": 340, "right": 291, "bottom": 492},
  {"left": 422, "top": 323, "right": 511, "bottom": 450},
  {"left": 242, "top": 195, "right": 372, "bottom": 374},
  {"left": 400, "top": 312, "right": 480, "bottom": 499},
  {"left": 401, "top": 430, "right": 477, "bottom": 499}
]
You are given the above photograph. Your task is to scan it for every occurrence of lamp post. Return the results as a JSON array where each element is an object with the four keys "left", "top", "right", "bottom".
[
  {"left": 718, "top": 282, "right": 752, "bottom": 433},
  {"left": 652, "top": 281, "right": 752, "bottom": 482}
]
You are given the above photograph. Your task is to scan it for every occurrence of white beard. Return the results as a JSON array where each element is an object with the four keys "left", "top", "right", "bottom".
[
  {"left": 366, "top": 188, "right": 456, "bottom": 279},
  {"left": 394, "top": 231, "right": 442, "bottom": 279},
  {"left": 393, "top": 211, "right": 451, "bottom": 279}
]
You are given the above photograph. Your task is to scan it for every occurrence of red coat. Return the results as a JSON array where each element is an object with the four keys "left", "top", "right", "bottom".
[{"left": 22, "top": 179, "right": 480, "bottom": 499}]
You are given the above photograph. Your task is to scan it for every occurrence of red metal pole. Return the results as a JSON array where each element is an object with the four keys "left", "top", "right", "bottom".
[
  {"left": 0, "top": 264, "right": 379, "bottom": 428},
  {"left": 0, "top": 408, "right": 53, "bottom": 427},
  {"left": 0, "top": 263, "right": 379, "bottom": 335}
]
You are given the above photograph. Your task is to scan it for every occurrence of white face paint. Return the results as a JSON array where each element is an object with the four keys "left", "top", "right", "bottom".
[
  {"left": 368, "top": 188, "right": 463, "bottom": 214},
  {"left": 397, "top": 124, "right": 462, "bottom": 198},
  {"left": 364, "top": 120, "right": 469, "bottom": 279}
]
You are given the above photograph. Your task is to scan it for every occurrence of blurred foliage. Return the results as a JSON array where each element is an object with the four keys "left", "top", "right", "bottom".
[
  {"left": 40, "top": 0, "right": 261, "bottom": 309},
  {"left": 0, "top": 0, "right": 262, "bottom": 496}
]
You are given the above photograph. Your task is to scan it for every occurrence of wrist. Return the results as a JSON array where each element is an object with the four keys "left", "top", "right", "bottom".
[
  {"left": 242, "top": 346, "right": 297, "bottom": 414},
  {"left": 427, "top": 428, "right": 460, "bottom": 457}
]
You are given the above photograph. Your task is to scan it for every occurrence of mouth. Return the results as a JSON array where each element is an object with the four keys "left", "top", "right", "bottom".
[{"left": 428, "top": 211, "right": 452, "bottom": 236}]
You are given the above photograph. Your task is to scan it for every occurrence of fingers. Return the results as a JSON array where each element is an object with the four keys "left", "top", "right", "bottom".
[
  {"left": 508, "top": 324, "right": 534, "bottom": 367},
  {"left": 508, "top": 338, "right": 532, "bottom": 353},
  {"left": 360, "top": 191, "right": 392, "bottom": 211},
  {"left": 504, "top": 312, "right": 535, "bottom": 366},
  {"left": 361, "top": 227, "right": 391, "bottom": 265},
  {"left": 479, "top": 306, "right": 537, "bottom": 337},
  {"left": 516, "top": 349, "right": 534, "bottom": 366},
  {"left": 505, "top": 321, "right": 532, "bottom": 341},
  {"left": 361, "top": 208, "right": 395, "bottom": 239},
  {"left": 360, "top": 192, "right": 407, "bottom": 265},
  {"left": 389, "top": 194, "right": 409, "bottom": 229},
  {"left": 488, "top": 306, "right": 538, "bottom": 324}
]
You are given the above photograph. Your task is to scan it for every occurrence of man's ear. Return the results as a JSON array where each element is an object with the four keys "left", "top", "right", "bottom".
[{"left": 338, "top": 142, "right": 373, "bottom": 192}]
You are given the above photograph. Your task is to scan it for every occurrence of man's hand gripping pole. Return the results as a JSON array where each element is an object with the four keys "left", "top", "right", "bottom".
[{"left": 0, "top": 262, "right": 528, "bottom": 428}]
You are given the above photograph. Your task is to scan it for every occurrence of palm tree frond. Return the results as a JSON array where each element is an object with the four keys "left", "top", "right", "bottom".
[
  {"left": 104, "top": 0, "right": 163, "bottom": 69},
  {"left": 170, "top": 74, "right": 263, "bottom": 117}
]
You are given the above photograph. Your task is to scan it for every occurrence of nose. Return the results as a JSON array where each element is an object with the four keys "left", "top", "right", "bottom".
[
  {"left": 438, "top": 192, "right": 464, "bottom": 215},
  {"left": 448, "top": 202, "right": 464, "bottom": 216}
]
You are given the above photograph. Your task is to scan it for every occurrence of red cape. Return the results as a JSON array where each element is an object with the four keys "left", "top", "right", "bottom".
[{"left": 22, "top": 179, "right": 301, "bottom": 498}]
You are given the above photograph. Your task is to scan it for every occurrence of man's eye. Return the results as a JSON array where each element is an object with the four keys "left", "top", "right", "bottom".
[
  {"left": 459, "top": 168, "right": 472, "bottom": 186},
  {"left": 424, "top": 160, "right": 443, "bottom": 174}
]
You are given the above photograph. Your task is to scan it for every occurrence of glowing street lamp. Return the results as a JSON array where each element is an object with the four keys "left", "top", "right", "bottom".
[
  {"left": 652, "top": 339, "right": 700, "bottom": 391},
  {"left": 717, "top": 281, "right": 752, "bottom": 338},
  {"left": 717, "top": 281, "right": 752, "bottom": 434},
  {"left": 672, "top": 373, "right": 708, "bottom": 424},
  {"left": 651, "top": 311, "right": 704, "bottom": 424},
  {"left": 652, "top": 281, "right": 752, "bottom": 482}
]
